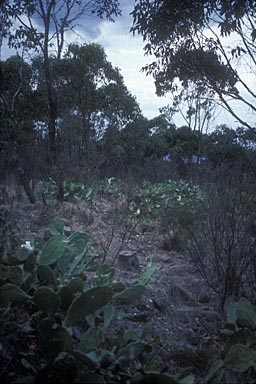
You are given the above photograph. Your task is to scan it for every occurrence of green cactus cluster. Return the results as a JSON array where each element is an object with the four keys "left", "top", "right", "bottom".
[
  {"left": 206, "top": 298, "right": 256, "bottom": 383},
  {"left": 0, "top": 217, "right": 193, "bottom": 383}
]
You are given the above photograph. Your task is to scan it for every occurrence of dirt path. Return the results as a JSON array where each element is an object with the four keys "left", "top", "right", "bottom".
[{"left": 119, "top": 229, "right": 223, "bottom": 379}]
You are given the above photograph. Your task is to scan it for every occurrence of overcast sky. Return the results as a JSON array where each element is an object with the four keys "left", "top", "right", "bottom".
[
  {"left": 70, "top": 0, "right": 171, "bottom": 121},
  {"left": 66, "top": 0, "right": 255, "bottom": 129},
  {"left": 2, "top": 0, "right": 255, "bottom": 130},
  {"left": 1, "top": 1, "right": 169, "bottom": 121},
  {"left": 96, "top": 5, "right": 169, "bottom": 120}
]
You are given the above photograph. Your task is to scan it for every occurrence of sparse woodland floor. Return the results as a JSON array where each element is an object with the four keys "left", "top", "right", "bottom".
[{"left": 1, "top": 197, "right": 226, "bottom": 382}]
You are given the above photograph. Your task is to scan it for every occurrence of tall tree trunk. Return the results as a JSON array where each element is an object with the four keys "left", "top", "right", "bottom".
[
  {"left": 56, "top": 179, "right": 64, "bottom": 202},
  {"left": 82, "top": 111, "right": 92, "bottom": 163},
  {"left": 48, "top": 95, "right": 57, "bottom": 165},
  {"left": 21, "top": 178, "right": 36, "bottom": 204},
  {"left": 43, "top": 33, "right": 65, "bottom": 202},
  {"left": 18, "top": 169, "right": 36, "bottom": 204},
  {"left": 42, "top": 7, "right": 57, "bottom": 166},
  {"left": 44, "top": 56, "right": 57, "bottom": 165}
]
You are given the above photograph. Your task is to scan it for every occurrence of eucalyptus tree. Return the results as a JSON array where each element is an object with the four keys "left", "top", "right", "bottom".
[
  {"left": 206, "top": 124, "right": 255, "bottom": 169},
  {"left": 1, "top": 0, "right": 121, "bottom": 163},
  {"left": 61, "top": 43, "right": 141, "bottom": 145},
  {"left": 0, "top": 55, "right": 41, "bottom": 201},
  {"left": 1, "top": 55, "right": 34, "bottom": 159},
  {"left": 132, "top": 0, "right": 256, "bottom": 133},
  {"left": 31, "top": 42, "right": 142, "bottom": 179}
]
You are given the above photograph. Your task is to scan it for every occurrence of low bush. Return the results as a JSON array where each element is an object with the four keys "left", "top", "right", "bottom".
[
  {"left": 206, "top": 297, "right": 256, "bottom": 383},
  {"left": 187, "top": 178, "right": 256, "bottom": 310},
  {"left": 41, "top": 177, "right": 205, "bottom": 250},
  {"left": 0, "top": 217, "right": 193, "bottom": 384},
  {"left": 128, "top": 180, "right": 205, "bottom": 248}
]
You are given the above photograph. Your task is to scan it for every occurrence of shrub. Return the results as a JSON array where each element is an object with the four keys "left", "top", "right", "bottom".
[
  {"left": 187, "top": 173, "right": 256, "bottom": 310},
  {"left": 128, "top": 180, "right": 205, "bottom": 248},
  {"left": 0, "top": 218, "right": 193, "bottom": 383},
  {"left": 206, "top": 298, "right": 256, "bottom": 383}
]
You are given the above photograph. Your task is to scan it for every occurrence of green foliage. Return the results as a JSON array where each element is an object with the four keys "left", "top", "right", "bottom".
[
  {"left": 206, "top": 125, "right": 251, "bottom": 168},
  {"left": 224, "top": 344, "right": 254, "bottom": 373},
  {"left": 65, "top": 286, "right": 113, "bottom": 327},
  {"left": 42, "top": 178, "right": 96, "bottom": 203},
  {"left": 0, "top": 206, "right": 19, "bottom": 254},
  {"left": 131, "top": 0, "right": 256, "bottom": 131},
  {"left": 42, "top": 178, "right": 204, "bottom": 250},
  {"left": 0, "top": 283, "right": 31, "bottom": 304},
  {"left": 235, "top": 298, "right": 255, "bottom": 329},
  {"left": 206, "top": 298, "right": 256, "bottom": 382},
  {"left": 132, "top": 371, "right": 194, "bottom": 384},
  {"left": 99, "top": 177, "right": 126, "bottom": 200},
  {"left": 42, "top": 177, "right": 126, "bottom": 204},
  {"left": 138, "top": 261, "right": 160, "bottom": 286},
  {"left": 0, "top": 217, "right": 184, "bottom": 383},
  {"left": 128, "top": 179, "right": 205, "bottom": 244},
  {"left": 33, "top": 286, "right": 61, "bottom": 313},
  {"left": 39, "top": 234, "right": 66, "bottom": 265},
  {"left": 114, "top": 285, "right": 145, "bottom": 305}
]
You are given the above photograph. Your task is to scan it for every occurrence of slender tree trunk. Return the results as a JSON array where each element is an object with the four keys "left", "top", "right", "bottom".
[
  {"left": 18, "top": 171, "right": 36, "bottom": 204},
  {"left": 42, "top": 3, "right": 58, "bottom": 166},
  {"left": 44, "top": 57, "right": 57, "bottom": 165},
  {"left": 56, "top": 179, "right": 64, "bottom": 202},
  {"left": 48, "top": 98, "right": 57, "bottom": 164},
  {"left": 42, "top": 18, "right": 64, "bottom": 201},
  {"left": 82, "top": 113, "right": 90, "bottom": 150},
  {"left": 22, "top": 178, "right": 36, "bottom": 204}
]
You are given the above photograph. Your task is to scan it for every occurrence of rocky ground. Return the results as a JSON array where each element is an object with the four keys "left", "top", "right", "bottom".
[{"left": 1, "top": 197, "right": 225, "bottom": 381}]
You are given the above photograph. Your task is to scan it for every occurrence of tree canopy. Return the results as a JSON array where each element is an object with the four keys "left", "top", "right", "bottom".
[
  {"left": 0, "top": 0, "right": 121, "bottom": 162},
  {"left": 131, "top": 0, "right": 256, "bottom": 133},
  {"left": 1, "top": 0, "right": 256, "bottom": 193}
]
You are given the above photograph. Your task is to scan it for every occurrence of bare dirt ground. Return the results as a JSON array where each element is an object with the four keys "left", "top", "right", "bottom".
[{"left": 2, "top": 197, "right": 224, "bottom": 381}]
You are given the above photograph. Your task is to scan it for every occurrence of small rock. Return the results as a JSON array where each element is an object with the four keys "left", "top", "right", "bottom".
[
  {"left": 198, "top": 294, "right": 210, "bottom": 304},
  {"left": 162, "top": 232, "right": 181, "bottom": 251},
  {"left": 118, "top": 250, "right": 140, "bottom": 271},
  {"left": 124, "top": 312, "right": 149, "bottom": 322},
  {"left": 152, "top": 297, "right": 167, "bottom": 312}
]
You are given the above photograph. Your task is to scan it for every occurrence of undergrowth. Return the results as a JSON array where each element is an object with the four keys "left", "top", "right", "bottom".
[
  {"left": 1, "top": 178, "right": 256, "bottom": 383},
  {"left": 0, "top": 218, "right": 194, "bottom": 384}
]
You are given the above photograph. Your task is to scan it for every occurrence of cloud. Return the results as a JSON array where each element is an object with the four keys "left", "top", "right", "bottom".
[
  {"left": 1, "top": 0, "right": 166, "bottom": 119},
  {"left": 93, "top": 3, "right": 167, "bottom": 120},
  {"left": 2, "top": 0, "right": 254, "bottom": 128}
]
